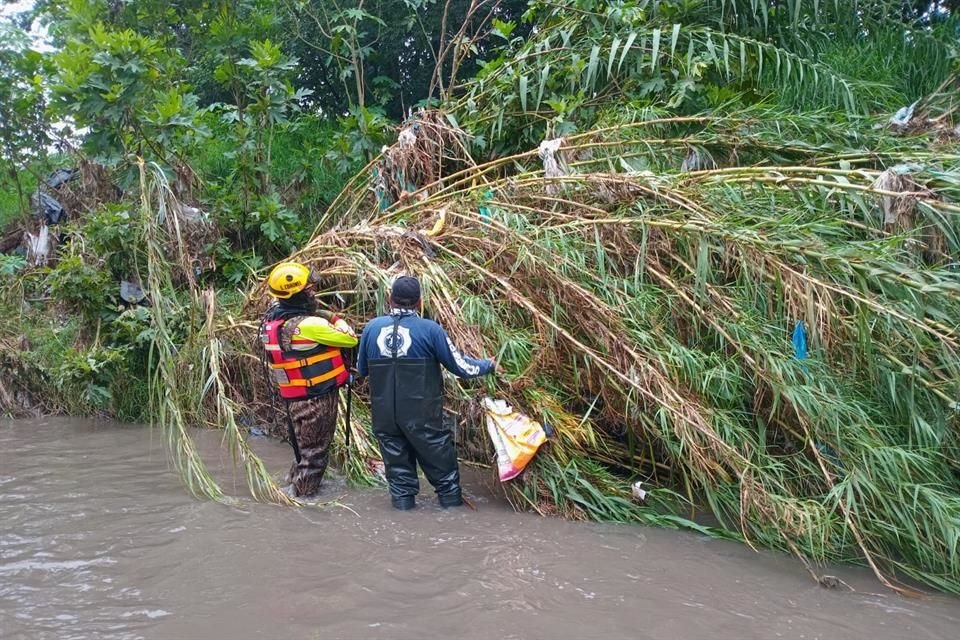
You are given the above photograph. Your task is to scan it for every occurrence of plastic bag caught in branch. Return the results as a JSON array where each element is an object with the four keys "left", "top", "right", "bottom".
[
  {"left": 482, "top": 397, "right": 548, "bottom": 482},
  {"left": 538, "top": 137, "right": 568, "bottom": 193}
]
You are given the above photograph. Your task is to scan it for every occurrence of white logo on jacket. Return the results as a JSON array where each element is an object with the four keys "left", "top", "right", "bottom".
[{"left": 376, "top": 325, "right": 412, "bottom": 357}]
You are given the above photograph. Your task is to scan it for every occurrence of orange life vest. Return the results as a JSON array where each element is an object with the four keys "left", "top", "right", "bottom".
[{"left": 261, "top": 317, "right": 349, "bottom": 401}]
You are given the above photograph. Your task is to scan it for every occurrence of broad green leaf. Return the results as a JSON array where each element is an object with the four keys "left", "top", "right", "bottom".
[{"left": 670, "top": 24, "right": 681, "bottom": 57}]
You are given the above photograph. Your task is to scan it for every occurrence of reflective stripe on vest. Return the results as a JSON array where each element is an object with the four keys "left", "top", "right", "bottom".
[
  {"left": 261, "top": 317, "right": 348, "bottom": 400},
  {"left": 270, "top": 349, "right": 340, "bottom": 370}
]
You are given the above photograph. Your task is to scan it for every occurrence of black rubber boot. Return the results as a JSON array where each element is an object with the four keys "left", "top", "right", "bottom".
[
  {"left": 392, "top": 495, "right": 416, "bottom": 511},
  {"left": 438, "top": 491, "right": 463, "bottom": 508}
]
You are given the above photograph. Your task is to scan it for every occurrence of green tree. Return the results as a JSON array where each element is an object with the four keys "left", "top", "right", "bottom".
[
  {"left": 0, "top": 21, "right": 50, "bottom": 217},
  {"left": 282, "top": 0, "right": 532, "bottom": 118},
  {"left": 449, "top": 0, "right": 958, "bottom": 153},
  {"left": 51, "top": 22, "right": 208, "bottom": 170}
]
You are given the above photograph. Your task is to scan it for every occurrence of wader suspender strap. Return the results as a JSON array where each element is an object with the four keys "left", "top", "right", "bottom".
[
  {"left": 390, "top": 316, "right": 401, "bottom": 419},
  {"left": 285, "top": 401, "right": 302, "bottom": 464},
  {"left": 390, "top": 316, "right": 401, "bottom": 358}
]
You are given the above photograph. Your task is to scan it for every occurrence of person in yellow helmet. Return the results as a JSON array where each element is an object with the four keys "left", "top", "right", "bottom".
[{"left": 260, "top": 262, "right": 358, "bottom": 497}]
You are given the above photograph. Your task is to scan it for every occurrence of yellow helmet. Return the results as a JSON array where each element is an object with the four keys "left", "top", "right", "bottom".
[{"left": 267, "top": 262, "right": 312, "bottom": 299}]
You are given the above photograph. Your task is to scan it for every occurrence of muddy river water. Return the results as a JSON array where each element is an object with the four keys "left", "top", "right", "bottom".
[{"left": 1, "top": 418, "right": 957, "bottom": 639}]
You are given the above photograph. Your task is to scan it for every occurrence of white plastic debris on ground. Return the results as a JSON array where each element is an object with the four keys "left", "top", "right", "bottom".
[
  {"left": 25, "top": 224, "right": 50, "bottom": 267},
  {"left": 889, "top": 100, "right": 919, "bottom": 127}
]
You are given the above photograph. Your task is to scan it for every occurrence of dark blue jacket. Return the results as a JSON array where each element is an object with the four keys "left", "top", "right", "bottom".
[{"left": 357, "top": 311, "right": 494, "bottom": 378}]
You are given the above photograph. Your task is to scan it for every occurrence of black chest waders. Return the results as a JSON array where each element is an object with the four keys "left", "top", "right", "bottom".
[{"left": 367, "top": 314, "right": 463, "bottom": 509}]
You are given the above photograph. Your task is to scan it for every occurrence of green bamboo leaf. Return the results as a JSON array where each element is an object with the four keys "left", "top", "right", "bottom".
[
  {"left": 670, "top": 24, "right": 681, "bottom": 57},
  {"left": 586, "top": 44, "right": 600, "bottom": 91},
  {"left": 535, "top": 64, "right": 550, "bottom": 111},
  {"left": 639, "top": 33, "right": 648, "bottom": 72},
  {"left": 792, "top": 0, "right": 802, "bottom": 28},
  {"left": 519, "top": 73, "right": 528, "bottom": 111},
  {"left": 722, "top": 37, "right": 731, "bottom": 78},
  {"left": 608, "top": 36, "right": 621, "bottom": 79},
  {"left": 739, "top": 40, "right": 746, "bottom": 74},
  {"left": 651, "top": 28, "right": 661, "bottom": 71},
  {"left": 618, "top": 32, "right": 637, "bottom": 72},
  {"left": 757, "top": 43, "right": 763, "bottom": 81}
]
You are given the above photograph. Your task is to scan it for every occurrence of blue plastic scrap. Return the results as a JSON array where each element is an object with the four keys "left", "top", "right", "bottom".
[
  {"left": 478, "top": 188, "right": 494, "bottom": 219},
  {"left": 792, "top": 321, "right": 808, "bottom": 361}
]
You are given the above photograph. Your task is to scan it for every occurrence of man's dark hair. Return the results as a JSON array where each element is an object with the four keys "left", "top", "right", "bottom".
[{"left": 391, "top": 276, "right": 421, "bottom": 309}]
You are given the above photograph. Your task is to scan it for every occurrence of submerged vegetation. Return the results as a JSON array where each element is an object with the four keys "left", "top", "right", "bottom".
[{"left": 1, "top": 0, "right": 959, "bottom": 593}]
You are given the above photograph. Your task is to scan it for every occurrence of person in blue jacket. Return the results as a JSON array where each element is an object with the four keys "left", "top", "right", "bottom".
[{"left": 357, "top": 276, "right": 495, "bottom": 510}]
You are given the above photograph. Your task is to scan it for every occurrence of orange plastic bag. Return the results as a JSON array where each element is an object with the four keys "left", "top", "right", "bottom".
[{"left": 482, "top": 398, "right": 548, "bottom": 482}]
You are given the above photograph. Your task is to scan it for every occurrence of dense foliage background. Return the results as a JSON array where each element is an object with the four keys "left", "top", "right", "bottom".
[{"left": 1, "top": 0, "right": 958, "bottom": 593}]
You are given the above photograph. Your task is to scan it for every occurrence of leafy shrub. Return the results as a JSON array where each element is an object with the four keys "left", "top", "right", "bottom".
[
  {"left": 50, "top": 344, "right": 129, "bottom": 413},
  {"left": 45, "top": 254, "right": 113, "bottom": 318},
  {"left": 84, "top": 204, "right": 141, "bottom": 276}
]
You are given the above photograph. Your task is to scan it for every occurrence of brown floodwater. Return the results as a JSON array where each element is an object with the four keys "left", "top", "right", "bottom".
[{"left": 1, "top": 418, "right": 957, "bottom": 640}]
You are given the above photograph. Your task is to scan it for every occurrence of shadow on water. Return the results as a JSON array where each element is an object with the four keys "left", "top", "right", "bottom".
[{"left": 1, "top": 418, "right": 958, "bottom": 640}]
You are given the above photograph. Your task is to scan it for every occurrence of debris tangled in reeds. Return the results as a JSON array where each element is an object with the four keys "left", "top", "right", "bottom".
[{"left": 238, "top": 106, "right": 960, "bottom": 594}]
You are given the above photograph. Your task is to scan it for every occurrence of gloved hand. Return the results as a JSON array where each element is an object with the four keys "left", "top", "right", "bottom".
[{"left": 334, "top": 318, "right": 356, "bottom": 338}]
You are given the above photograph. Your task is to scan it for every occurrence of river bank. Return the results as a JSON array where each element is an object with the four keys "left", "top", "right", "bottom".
[{"left": 1, "top": 418, "right": 957, "bottom": 640}]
